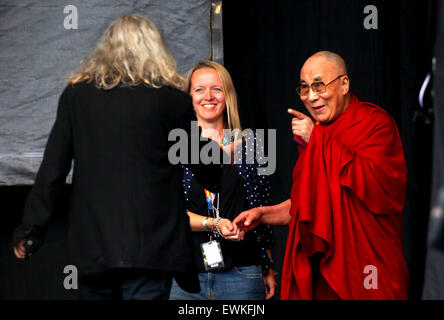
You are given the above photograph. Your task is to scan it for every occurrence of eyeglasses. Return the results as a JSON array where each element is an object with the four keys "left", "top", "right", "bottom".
[{"left": 296, "top": 74, "right": 346, "bottom": 96}]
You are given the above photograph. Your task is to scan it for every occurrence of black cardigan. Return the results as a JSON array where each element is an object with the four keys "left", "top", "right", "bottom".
[{"left": 13, "top": 82, "right": 221, "bottom": 288}]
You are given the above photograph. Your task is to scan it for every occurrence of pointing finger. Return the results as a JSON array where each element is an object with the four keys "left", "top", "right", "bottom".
[{"left": 287, "top": 108, "right": 308, "bottom": 120}]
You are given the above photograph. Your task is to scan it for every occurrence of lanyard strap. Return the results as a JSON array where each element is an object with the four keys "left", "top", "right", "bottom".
[{"left": 205, "top": 189, "right": 220, "bottom": 218}]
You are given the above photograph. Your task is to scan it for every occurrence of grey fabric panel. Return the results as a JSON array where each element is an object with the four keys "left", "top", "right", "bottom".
[
  {"left": 0, "top": 0, "right": 213, "bottom": 185},
  {"left": 428, "top": 0, "right": 444, "bottom": 251},
  {"left": 422, "top": 1, "right": 444, "bottom": 300},
  {"left": 210, "top": 0, "right": 223, "bottom": 65},
  {"left": 422, "top": 248, "right": 444, "bottom": 299}
]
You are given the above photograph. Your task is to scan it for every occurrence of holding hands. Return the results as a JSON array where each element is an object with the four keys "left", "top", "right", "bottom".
[
  {"left": 217, "top": 218, "right": 244, "bottom": 241},
  {"left": 202, "top": 216, "right": 244, "bottom": 241}
]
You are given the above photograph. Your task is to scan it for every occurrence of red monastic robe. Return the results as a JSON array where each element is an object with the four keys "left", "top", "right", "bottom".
[{"left": 281, "top": 94, "right": 409, "bottom": 300}]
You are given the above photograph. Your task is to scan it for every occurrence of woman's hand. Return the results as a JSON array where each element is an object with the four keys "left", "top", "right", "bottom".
[
  {"left": 263, "top": 268, "right": 277, "bottom": 300},
  {"left": 217, "top": 218, "right": 243, "bottom": 241}
]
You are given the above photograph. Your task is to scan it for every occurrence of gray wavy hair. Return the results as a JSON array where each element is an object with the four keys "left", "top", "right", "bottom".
[{"left": 68, "top": 14, "right": 184, "bottom": 90}]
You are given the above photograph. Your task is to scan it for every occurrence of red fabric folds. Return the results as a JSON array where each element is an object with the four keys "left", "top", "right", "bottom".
[{"left": 281, "top": 94, "right": 409, "bottom": 300}]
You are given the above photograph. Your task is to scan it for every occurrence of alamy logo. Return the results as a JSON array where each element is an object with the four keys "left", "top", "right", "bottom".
[
  {"left": 363, "top": 265, "right": 378, "bottom": 290},
  {"left": 363, "top": 5, "right": 378, "bottom": 30},
  {"left": 168, "top": 122, "right": 276, "bottom": 176},
  {"left": 63, "top": 265, "right": 78, "bottom": 290},
  {"left": 64, "top": 5, "right": 78, "bottom": 30}
]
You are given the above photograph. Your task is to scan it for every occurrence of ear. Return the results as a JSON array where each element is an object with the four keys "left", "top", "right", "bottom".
[{"left": 341, "top": 76, "right": 350, "bottom": 95}]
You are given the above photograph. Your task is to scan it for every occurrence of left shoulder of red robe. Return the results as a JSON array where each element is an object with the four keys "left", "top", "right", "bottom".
[{"left": 356, "top": 101, "right": 395, "bottom": 123}]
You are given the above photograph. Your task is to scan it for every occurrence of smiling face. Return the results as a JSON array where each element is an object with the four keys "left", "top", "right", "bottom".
[
  {"left": 299, "top": 55, "right": 350, "bottom": 123},
  {"left": 190, "top": 68, "right": 226, "bottom": 126}
]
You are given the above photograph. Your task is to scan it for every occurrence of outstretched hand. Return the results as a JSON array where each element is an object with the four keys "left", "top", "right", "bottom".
[
  {"left": 288, "top": 108, "right": 314, "bottom": 144},
  {"left": 233, "top": 207, "right": 263, "bottom": 235}
]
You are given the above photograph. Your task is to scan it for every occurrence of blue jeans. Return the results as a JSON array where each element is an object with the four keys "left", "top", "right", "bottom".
[
  {"left": 81, "top": 268, "right": 172, "bottom": 300},
  {"left": 169, "top": 265, "right": 265, "bottom": 300}
]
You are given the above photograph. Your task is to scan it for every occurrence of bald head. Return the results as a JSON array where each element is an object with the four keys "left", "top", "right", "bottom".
[{"left": 303, "top": 51, "right": 348, "bottom": 75}]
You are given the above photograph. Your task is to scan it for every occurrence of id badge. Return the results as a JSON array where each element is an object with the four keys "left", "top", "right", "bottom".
[{"left": 200, "top": 240, "right": 224, "bottom": 271}]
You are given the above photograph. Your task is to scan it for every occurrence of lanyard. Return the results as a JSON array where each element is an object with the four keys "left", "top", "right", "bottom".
[
  {"left": 205, "top": 189, "right": 220, "bottom": 218},
  {"left": 203, "top": 134, "right": 230, "bottom": 221}
]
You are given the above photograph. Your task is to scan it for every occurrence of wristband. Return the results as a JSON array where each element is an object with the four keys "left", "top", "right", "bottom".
[{"left": 203, "top": 217, "right": 211, "bottom": 232}]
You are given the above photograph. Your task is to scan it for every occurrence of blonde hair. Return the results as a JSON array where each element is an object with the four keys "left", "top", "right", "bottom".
[
  {"left": 68, "top": 14, "right": 184, "bottom": 90},
  {"left": 185, "top": 61, "right": 242, "bottom": 131}
]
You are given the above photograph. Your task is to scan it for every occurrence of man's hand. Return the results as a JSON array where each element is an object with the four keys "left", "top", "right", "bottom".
[
  {"left": 233, "top": 207, "right": 263, "bottom": 234},
  {"left": 13, "top": 239, "right": 26, "bottom": 259},
  {"left": 288, "top": 109, "right": 314, "bottom": 144}
]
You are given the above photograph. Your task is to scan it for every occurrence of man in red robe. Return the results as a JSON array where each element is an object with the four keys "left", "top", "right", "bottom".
[{"left": 234, "top": 51, "right": 409, "bottom": 299}]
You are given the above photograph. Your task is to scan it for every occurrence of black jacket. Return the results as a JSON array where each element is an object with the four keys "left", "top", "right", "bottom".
[{"left": 13, "top": 82, "right": 221, "bottom": 288}]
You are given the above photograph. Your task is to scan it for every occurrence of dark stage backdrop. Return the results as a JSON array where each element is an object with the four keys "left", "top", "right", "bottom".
[{"left": 223, "top": 0, "right": 436, "bottom": 299}]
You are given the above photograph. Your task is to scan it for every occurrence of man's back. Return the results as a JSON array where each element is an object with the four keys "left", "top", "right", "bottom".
[{"left": 24, "top": 82, "right": 197, "bottom": 276}]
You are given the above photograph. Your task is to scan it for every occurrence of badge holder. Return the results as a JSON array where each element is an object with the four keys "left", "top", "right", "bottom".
[{"left": 200, "top": 240, "right": 225, "bottom": 271}]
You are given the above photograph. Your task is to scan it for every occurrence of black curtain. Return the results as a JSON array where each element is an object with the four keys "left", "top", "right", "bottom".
[
  {"left": 0, "top": 185, "right": 76, "bottom": 299},
  {"left": 223, "top": 0, "right": 435, "bottom": 299}
]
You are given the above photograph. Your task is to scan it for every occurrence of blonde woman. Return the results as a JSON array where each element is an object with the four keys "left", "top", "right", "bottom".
[
  {"left": 13, "top": 14, "right": 221, "bottom": 300},
  {"left": 169, "top": 61, "right": 276, "bottom": 300}
]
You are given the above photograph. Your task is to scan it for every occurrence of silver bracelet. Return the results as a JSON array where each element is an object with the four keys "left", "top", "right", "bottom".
[{"left": 215, "top": 217, "right": 223, "bottom": 237}]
